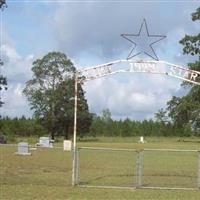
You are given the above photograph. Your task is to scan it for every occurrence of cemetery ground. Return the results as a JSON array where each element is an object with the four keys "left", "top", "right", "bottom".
[{"left": 1, "top": 137, "right": 200, "bottom": 200}]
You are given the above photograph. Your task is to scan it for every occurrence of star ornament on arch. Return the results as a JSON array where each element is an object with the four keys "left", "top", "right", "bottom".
[{"left": 121, "top": 19, "right": 166, "bottom": 61}]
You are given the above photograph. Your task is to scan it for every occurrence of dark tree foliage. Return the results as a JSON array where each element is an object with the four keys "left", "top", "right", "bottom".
[
  {"left": 0, "top": 116, "right": 48, "bottom": 142},
  {"left": 88, "top": 109, "right": 177, "bottom": 138},
  {"left": 0, "top": 62, "right": 7, "bottom": 128},
  {"left": 0, "top": 109, "right": 189, "bottom": 142},
  {"left": 0, "top": 74, "right": 7, "bottom": 108},
  {"left": 0, "top": 0, "right": 7, "bottom": 11},
  {"left": 0, "top": 2, "right": 8, "bottom": 118},
  {"left": 163, "top": 7, "right": 200, "bottom": 136},
  {"left": 23, "top": 52, "right": 92, "bottom": 140}
]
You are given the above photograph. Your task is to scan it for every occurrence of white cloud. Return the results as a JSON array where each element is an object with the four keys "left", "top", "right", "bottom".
[
  {"left": 1, "top": 44, "right": 34, "bottom": 118},
  {"left": 2, "top": 44, "right": 21, "bottom": 61},
  {"left": 83, "top": 72, "right": 182, "bottom": 120},
  {"left": 2, "top": 44, "right": 34, "bottom": 84},
  {"left": 1, "top": 84, "right": 33, "bottom": 118},
  {"left": 52, "top": 2, "right": 199, "bottom": 60}
]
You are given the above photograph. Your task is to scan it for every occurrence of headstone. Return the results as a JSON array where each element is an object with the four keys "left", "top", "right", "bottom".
[
  {"left": 15, "top": 142, "right": 31, "bottom": 155},
  {"left": 37, "top": 137, "right": 54, "bottom": 148},
  {"left": 39, "top": 137, "right": 50, "bottom": 147},
  {"left": 63, "top": 140, "right": 72, "bottom": 151},
  {"left": 139, "top": 136, "right": 145, "bottom": 143}
]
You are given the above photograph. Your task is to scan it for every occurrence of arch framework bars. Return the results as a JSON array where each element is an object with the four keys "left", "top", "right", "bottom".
[
  {"left": 72, "top": 59, "right": 200, "bottom": 186},
  {"left": 78, "top": 60, "right": 200, "bottom": 85}
]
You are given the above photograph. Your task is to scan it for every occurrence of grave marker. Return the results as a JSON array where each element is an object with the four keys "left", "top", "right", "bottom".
[
  {"left": 63, "top": 140, "right": 72, "bottom": 151},
  {"left": 15, "top": 142, "right": 31, "bottom": 155},
  {"left": 37, "top": 137, "right": 54, "bottom": 148}
]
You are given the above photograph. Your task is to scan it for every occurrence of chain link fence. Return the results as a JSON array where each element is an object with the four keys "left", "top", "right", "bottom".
[
  {"left": 1, "top": 144, "right": 200, "bottom": 190},
  {"left": 77, "top": 147, "right": 200, "bottom": 190}
]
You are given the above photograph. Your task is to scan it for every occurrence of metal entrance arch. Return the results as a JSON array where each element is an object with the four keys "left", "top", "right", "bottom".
[{"left": 72, "top": 59, "right": 200, "bottom": 186}]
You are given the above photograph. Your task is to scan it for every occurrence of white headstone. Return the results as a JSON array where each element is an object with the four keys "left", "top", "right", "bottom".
[
  {"left": 16, "top": 142, "right": 31, "bottom": 155},
  {"left": 139, "top": 136, "right": 145, "bottom": 143},
  {"left": 49, "top": 142, "right": 53, "bottom": 148},
  {"left": 37, "top": 137, "right": 54, "bottom": 148},
  {"left": 39, "top": 137, "right": 50, "bottom": 147},
  {"left": 63, "top": 140, "right": 72, "bottom": 151}
]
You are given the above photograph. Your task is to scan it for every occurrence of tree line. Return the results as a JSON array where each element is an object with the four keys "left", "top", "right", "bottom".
[
  {"left": 90, "top": 109, "right": 194, "bottom": 137},
  {"left": 0, "top": 116, "right": 47, "bottom": 141},
  {"left": 0, "top": 107, "right": 197, "bottom": 142}
]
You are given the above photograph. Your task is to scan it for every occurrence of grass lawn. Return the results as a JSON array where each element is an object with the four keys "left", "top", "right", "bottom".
[{"left": 1, "top": 137, "right": 200, "bottom": 199}]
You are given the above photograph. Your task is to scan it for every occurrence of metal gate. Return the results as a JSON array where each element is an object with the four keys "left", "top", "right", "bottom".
[{"left": 76, "top": 147, "right": 200, "bottom": 190}]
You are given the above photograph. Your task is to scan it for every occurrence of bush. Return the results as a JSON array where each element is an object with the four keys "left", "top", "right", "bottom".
[{"left": 0, "top": 134, "right": 6, "bottom": 144}]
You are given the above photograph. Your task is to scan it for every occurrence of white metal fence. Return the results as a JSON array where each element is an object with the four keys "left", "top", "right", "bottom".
[{"left": 76, "top": 147, "right": 200, "bottom": 190}]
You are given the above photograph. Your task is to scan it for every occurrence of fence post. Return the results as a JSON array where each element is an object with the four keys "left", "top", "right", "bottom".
[
  {"left": 75, "top": 148, "right": 79, "bottom": 185},
  {"left": 135, "top": 149, "right": 143, "bottom": 188},
  {"left": 198, "top": 151, "right": 200, "bottom": 189}
]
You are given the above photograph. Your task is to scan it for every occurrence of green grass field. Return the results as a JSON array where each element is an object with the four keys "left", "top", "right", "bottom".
[{"left": 1, "top": 137, "right": 200, "bottom": 200}]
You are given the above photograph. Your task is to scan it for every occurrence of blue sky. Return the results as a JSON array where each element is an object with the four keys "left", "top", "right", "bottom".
[{"left": 0, "top": 1, "right": 199, "bottom": 119}]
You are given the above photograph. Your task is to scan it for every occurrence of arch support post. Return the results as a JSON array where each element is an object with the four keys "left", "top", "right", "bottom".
[{"left": 72, "top": 72, "right": 78, "bottom": 186}]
